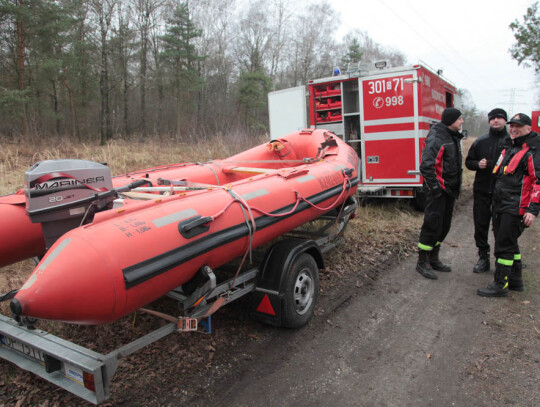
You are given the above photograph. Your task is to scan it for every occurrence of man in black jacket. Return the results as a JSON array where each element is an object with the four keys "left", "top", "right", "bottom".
[
  {"left": 478, "top": 113, "right": 540, "bottom": 297},
  {"left": 465, "top": 108, "right": 509, "bottom": 273},
  {"left": 416, "top": 108, "right": 464, "bottom": 279}
]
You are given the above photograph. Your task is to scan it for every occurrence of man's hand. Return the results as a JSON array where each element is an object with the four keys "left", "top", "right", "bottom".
[
  {"left": 523, "top": 212, "right": 536, "bottom": 227},
  {"left": 479, "top": 158, "right": 487, "bottom": 169}
]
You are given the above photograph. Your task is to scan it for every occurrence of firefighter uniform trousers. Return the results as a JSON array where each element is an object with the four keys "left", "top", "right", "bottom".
[
  {"left": 473, "top": 190, "right": 493, "bottom": 254},
  {"left": 419, "top": 192, "right": 455, "bottom": 250},
  {"left": 492, "top": 212, "right": 524, "bottom": 267}
]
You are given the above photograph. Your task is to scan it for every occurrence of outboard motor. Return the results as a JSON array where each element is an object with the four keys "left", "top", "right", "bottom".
[{"left": 25, "top": 159, "right": 114, "bottom": 249}]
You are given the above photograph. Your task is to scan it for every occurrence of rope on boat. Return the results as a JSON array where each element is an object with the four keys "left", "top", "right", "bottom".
[
  {"left": 195, "top": 162, "right": 221, "bottom": 186},
  {"left": 206, "top": 168, "right": 354, "bottom": 292},
  {"left": 217, "top": 158, "right": 315, "bottom": 164},
  {"left": 0, "top": 289, "right": 19, "bottom": 303},
  {"left": 130, "top": 166, "right": 353, "bottom": 296}
]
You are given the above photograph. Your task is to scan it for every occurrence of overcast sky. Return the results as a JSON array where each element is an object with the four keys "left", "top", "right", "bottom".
[{"left": 300, "top": 0, "right": 539, "bottom": 116}]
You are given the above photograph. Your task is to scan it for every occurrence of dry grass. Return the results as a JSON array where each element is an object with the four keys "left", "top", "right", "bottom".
[{"left": 0, "top": 133, "right": 265, "bottom": 195}]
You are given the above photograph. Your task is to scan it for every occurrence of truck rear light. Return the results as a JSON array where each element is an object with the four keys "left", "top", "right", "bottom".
[
  {"left": 83, "top": 371, "right": 96, "bottom": 392},
  {"left": 391, "top": 190, "right": 413, "bottom": 196}
]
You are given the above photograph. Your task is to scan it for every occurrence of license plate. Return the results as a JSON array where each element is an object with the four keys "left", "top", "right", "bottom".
[{"left": 1, "top": 334, "right": 46, "bottom": 364}]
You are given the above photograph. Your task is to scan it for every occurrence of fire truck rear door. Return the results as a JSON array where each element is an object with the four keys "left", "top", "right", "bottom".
[
  {"left": 268, "top": 86, "right": 307, "bottom": 140},
  {"left": 359, "top": 70, "right": 421, "bottom": 184}
]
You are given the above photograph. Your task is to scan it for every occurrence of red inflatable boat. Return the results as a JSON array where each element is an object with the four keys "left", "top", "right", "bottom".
[
  {"left": 0, "top": 146, "right": 276, "bottom": 268},
  {"left": 10, "top": 130, "right": 359, "bottom": 324}
]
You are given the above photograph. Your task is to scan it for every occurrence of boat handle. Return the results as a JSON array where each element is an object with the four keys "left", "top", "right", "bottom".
[
  {"left": 115, "top": 179, "right": 153, "bottom": 193},
  {"left": 179, "top": 216, "right": 212, "bottom": 239}
]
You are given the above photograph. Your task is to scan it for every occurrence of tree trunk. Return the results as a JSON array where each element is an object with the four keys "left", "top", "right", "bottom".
[
  {"left": 123, "top": 64, "right": 130, "bottom": 137},
  {"left": 98, "top": 7, "right": 112, "bottom": 145},
  {"left": 52, "top": 80, "right": 60, "bottom": 136},
  {"left": 63, "top": 78, "right": 80, "bottom": 140},
  {"left": 16, "top": 0, "right": 28, "bottom": 136},
  {"left": 139, "top": 12, "right": 148, "bottom": 140}
]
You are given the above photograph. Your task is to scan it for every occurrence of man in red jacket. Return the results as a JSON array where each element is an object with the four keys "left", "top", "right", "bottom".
[
  {"left": 465, "top": 108, "right": 509, "bottom": 273},
  {"left": 416, "top": 108, "right": 464, "bottom": 279},
  {"left": 478, "top": 113, "right": 540, "bottom": 297}
]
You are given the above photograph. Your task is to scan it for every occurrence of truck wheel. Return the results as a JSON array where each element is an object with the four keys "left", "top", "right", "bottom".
[{"left": 281, "top": 253, "right": 319, "bottom": 328}]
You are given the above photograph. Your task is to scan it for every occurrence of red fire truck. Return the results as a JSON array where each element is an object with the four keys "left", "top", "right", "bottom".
[{"left": 268, "top": 61, "right": 460, "bottom": 209}]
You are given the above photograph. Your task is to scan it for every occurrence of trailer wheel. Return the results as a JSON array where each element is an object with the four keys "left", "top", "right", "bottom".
[{"left": 281, "top": 253, "right": 319, "bottom": 328}]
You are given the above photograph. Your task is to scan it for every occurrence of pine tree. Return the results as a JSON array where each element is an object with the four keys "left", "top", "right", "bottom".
[
  {"left": 160, "top": 1, "right": 205, "bottom": 135},
  {"left": 510, "top": 2, "right": 540, "bottom": 73},
  {"left": 341, "top": 38, "right": 364, "bottom": 68}
]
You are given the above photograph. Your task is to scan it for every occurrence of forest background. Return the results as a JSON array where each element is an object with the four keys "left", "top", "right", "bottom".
[{"left": 0, "top": 0, "right": 519, "bottom": 144}]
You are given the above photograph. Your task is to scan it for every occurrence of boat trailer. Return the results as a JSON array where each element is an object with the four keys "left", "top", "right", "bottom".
[{"left": 0, "top": 198, "right": 356, "bottom": 404}]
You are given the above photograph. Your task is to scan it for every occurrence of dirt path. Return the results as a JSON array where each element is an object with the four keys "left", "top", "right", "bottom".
[{"left": 189, "top": 198, "right": 540, "bottom": 407}]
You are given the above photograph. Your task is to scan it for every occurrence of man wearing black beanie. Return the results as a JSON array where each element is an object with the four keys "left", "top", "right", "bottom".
[
  {"left": 416, "top": 107, "right": 464, "bottom": 279},
  {"left": 465, "top": 108, "right": 509, "bottom": 273}
]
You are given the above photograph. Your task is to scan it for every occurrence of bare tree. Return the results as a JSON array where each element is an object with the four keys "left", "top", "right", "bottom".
[
  {"left": 90, "top": 0, "right": 117, "bottom": 145},
  {"left": 267, "top": 0, "right": 293, "bottom": 87},
  {"left": 191, "top": 0, "right": 237, "bottom": 131},
  {"left": 286, "top": 2, "right": 339, "bottom": 86},
  {"left": 233, "top": 0, "right": 272, "bottom": 73},
  {"left": 135, "top": 0, "right": 164, "bottom": 138},
  {"left": 15, "top": 0, "right": 28, "bottom": 135}
]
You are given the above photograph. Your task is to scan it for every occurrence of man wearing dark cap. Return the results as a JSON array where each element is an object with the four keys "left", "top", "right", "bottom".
[
  {"left": 465, "top": 108, "right": 509, "bottom": 273},
  {"left": 416, "top": 107, "right": 465, "bottom": 279},
  {"left": 478, "top": 113, "right": 540, "bottom": 297}
]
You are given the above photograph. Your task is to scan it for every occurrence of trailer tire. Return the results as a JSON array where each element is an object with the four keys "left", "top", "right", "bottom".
[{"left": 281, "top": 253, "right": 319, "bottom": 328}]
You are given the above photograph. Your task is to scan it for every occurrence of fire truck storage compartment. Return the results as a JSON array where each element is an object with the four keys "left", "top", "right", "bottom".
[
  {"left": 268, "top": 63, "right": 459, "bottom": 209},
  {"left": 312, "top": 82, "right": 343, "bottom": 125},
  {"left": 342, "top": 80, "right": 361, "bottom": 146}
]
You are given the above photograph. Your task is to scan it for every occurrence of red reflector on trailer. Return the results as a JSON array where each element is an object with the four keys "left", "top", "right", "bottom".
[
  {"left": 83, "top": 371, "right": 96, "bottom": 392},
  {"left": 256, "top": 294, "right": 276, "bottom": 316}
]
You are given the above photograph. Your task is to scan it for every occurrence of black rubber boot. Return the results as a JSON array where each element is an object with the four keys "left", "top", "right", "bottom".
[
  {"left": 429, "top": 246, "right": 451, "bottom": 272},
  {"left": 477, "top": 263, "right": 510, "bottom": 297},
  {"left": 508, "top": 260, "right": 524, "bottom": 292},
  {"left": 473, "top": 251, "right": 490, "bottom": 273},
  {"left": 416, "top": 249, "right": 437, "bottom": 279}
]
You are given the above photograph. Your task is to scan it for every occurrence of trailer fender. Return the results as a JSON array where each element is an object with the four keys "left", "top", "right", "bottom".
[{"left": 250, "top": 238, "right": 323, "bottom": 326}]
